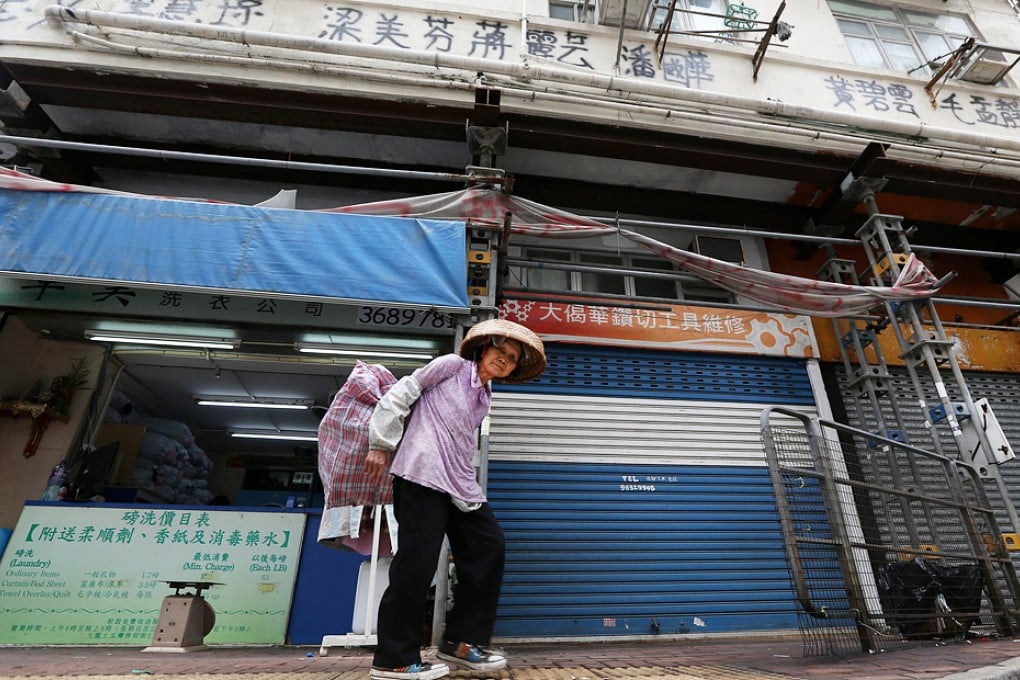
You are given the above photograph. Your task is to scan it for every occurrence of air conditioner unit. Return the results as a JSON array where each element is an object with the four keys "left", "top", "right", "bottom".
[
  {"left": 953, "top": 44, "right": 1020, "bottom": 85},
  {"left": 598, "top": 0, "right": 652, "bottom": 28}
]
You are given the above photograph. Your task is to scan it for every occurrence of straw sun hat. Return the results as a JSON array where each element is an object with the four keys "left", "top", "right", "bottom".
[{"left": 459, "top": 319, "right": 546, "bottom": 383}]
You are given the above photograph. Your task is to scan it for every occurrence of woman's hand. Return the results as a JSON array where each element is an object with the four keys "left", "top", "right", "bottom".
[{"left": 365, "top": 449, "right": 391, "bottom": 487}]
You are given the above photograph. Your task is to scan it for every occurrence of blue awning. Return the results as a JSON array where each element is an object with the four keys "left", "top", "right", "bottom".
[{"left": 0, "top": 189, "right": 468, "bottom": 310}]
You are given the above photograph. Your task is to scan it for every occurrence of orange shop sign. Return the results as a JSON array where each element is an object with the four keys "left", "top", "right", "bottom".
[{"left": 500, "top": 298, "right": 816, "bottom": 359}]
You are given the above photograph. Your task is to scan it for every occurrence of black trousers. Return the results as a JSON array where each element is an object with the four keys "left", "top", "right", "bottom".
[{"left": 372, "top": 476, "right": 506, "bottom": 669}]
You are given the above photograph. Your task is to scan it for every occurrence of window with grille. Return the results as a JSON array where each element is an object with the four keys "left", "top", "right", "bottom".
[
  {"left": 828, "top": 0, "right": 975, "bottom": 73},
  {"left": 512, "top": 247, "right": 735, "bottom": 305}
]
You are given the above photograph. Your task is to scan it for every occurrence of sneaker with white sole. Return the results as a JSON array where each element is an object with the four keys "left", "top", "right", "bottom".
[
  {"left": 436, "top": 641, "right": 507, "bottom": 671},
  {"left": 369, "top": 662, "right": 449, "bottom": 680}
]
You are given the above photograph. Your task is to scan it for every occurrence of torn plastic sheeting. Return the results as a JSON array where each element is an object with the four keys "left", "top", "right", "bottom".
[
  {"left": 327, "top": 187, "right": 944, "bottom": 318},
  {"left": 0, "top": 166, "right": 943, "bottom": 317}
]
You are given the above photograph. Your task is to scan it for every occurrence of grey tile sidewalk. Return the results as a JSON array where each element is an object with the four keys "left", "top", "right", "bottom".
[{"left": 3, "top": 637, "right": 1020, "bottom": 680}]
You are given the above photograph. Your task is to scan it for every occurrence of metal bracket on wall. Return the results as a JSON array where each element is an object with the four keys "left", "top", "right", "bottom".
[
  {"left": 923, "top": 38, "right": 1020, "bottom": 108},
  {"left": 653, "top": 0, "right": 792, "bottom": 80}
]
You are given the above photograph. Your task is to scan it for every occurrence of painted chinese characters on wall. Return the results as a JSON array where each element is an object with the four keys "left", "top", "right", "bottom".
[{"left": 7, "top": 2, "right": 1016, "bottom": 132}]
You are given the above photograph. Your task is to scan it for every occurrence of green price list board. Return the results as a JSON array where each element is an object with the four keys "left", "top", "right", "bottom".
[{"left": 0, "top": 504, "right": 305, "bottom": 645}]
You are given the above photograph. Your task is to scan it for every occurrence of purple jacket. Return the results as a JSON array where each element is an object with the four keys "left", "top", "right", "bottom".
[{"left": 368, "top": 354, "right": 491, "bottom": 503}]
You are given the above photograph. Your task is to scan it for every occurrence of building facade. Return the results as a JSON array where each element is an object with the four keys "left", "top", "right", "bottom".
[{"left": 1, "top": 0, "right": 1020, "bottom": 645}]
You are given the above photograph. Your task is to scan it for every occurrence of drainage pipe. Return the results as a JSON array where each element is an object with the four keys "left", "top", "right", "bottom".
[
  {"left": 65, "top": 28, "right": 476, "bottom": 94},
  {"left": 0, "top": 133, "right": 504, "bottom": 184}
]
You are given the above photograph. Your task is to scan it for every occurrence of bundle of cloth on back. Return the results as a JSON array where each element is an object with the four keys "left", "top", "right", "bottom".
[{"left": 317, "top": 361, "right": 398, "bottom": 555}]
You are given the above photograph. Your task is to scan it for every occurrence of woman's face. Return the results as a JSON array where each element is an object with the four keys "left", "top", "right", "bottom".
[{"left": 478, "top": 337, "right": 523, "bottom": 384}]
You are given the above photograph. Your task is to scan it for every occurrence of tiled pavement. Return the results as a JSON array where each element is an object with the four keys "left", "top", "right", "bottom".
[{"left": 3, "top": 636, "right": 1020, "bottom": 680}]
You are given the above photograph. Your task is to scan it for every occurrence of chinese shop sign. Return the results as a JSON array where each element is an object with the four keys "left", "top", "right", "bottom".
[
  {"left": 501, "top": 299, "right": 816, "bottom": 359},
  {"left": 0, "top": 504, "right": 305, "bottom": 645},
  {"left": 0, "top": 277, "right": 456, "bottom": 336}
]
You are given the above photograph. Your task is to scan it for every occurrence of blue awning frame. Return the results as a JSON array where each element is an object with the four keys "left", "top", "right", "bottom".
[{"left": 0, "top": 189, "right": 470, "bottom": 311}]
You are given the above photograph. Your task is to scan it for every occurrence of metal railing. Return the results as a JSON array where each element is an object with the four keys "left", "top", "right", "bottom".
[{"left": 761, "top": 406, "right": 1020, "bottom": 656}]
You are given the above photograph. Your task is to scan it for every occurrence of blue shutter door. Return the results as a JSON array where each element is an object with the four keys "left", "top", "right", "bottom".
[{"left": 487, "top": 344, "right": 816, "bottom": 638}]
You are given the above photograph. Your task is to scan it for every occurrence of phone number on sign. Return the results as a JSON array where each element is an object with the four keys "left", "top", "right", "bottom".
[{"left": 357, "top": 306, "right": 454, "bottom": 328}]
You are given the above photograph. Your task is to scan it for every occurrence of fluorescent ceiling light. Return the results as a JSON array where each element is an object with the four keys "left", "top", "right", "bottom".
[
  {"left": 195, "top": 396, "right": 312, "bottom": 410},
  {"left": 86, "top": 330, "right": 238, "bottom": 350},
  {"left": 231, "top": 430, "right": 318, "bottom": 442},
  {"left": 295, "top": 342, "right": 433, "bottom": 361},
  {"left": 300, "top": 332, "right": 439, "bottom": 351}
]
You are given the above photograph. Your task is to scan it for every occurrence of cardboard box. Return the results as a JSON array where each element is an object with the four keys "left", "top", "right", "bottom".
[{"left": 93, "top": 423, "right": 147, "bottom": 486}]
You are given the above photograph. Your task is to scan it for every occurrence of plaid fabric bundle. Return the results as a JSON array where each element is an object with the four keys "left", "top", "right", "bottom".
[{"left": 318, "top": 361, "right": 397, "bottom": 510}]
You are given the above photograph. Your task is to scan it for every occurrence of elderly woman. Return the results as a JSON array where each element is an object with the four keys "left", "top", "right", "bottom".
[{"left": 364, "top": 319, "right": 546, "bottom": 680}]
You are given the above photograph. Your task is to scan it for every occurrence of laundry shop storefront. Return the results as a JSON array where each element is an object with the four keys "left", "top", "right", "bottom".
[{"left": 0, "top": 182, "right": 471, "bottom": 645}]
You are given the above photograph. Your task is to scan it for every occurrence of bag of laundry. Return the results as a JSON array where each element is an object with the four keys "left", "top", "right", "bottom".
[{"left": 317, "top": 361, "right": 397, "bottom": 553}]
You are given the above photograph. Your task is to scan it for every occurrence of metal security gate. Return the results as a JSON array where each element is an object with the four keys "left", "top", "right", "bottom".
[
  {"left": 835, "top": 366, "right": 1020, "bottom": 551},
  {"left": 761, "top": 406, "right": 1020, "bottom": 657},
  {"left": 486, "top": 344, "right": 817, "bottom": 639}
]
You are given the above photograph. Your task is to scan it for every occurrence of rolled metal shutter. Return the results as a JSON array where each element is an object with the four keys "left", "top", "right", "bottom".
[
  {"left": 835, "top": 366, "right": 1020, "bottom": 548},
  {"left": 487, "top": 344, "right": 816, "bottom": 638}
]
